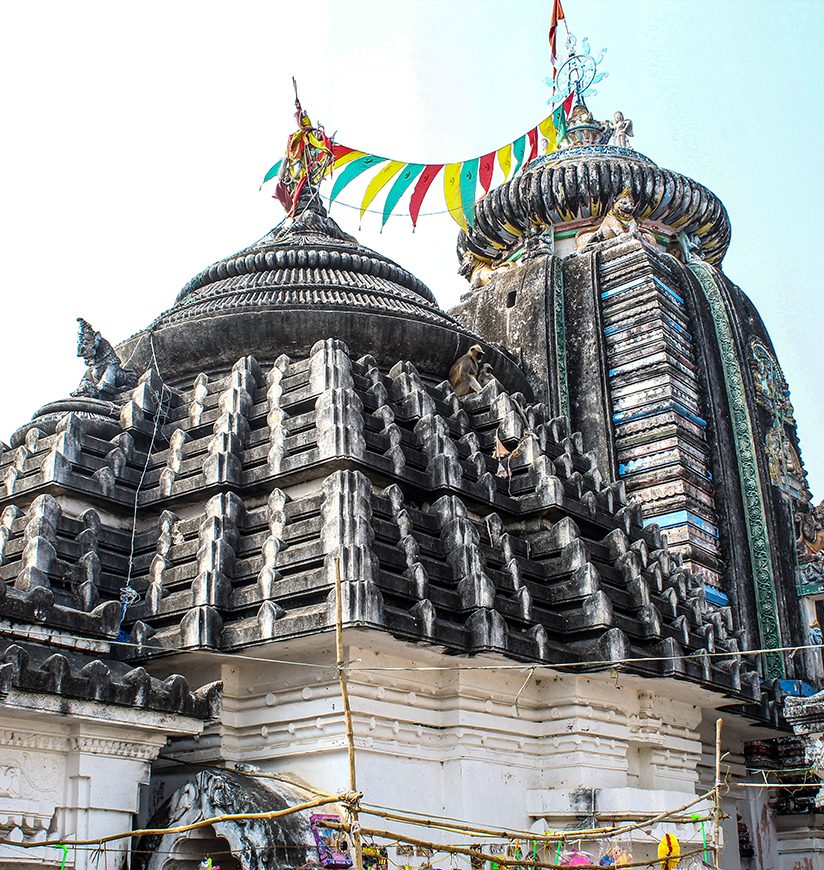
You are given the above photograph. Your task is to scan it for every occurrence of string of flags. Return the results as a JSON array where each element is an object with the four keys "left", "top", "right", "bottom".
[
  {"left": 261, "top": 92, "right": 574, "bottom": 232},
  {"left": 261, "top": 1, "right": 581, "bottom": 231}
]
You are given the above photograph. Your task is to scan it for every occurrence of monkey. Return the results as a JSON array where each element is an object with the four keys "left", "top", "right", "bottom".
[
  {"left": 449, "top": 344, "right": 485, "bottom": 397},
  {"left": 478, "top": 362, "right": 495, "bottom": 387}
]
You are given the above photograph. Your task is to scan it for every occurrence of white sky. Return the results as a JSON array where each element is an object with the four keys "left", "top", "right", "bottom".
[{"left": 1, "top": 0, "right": 821, "bottom": 498}]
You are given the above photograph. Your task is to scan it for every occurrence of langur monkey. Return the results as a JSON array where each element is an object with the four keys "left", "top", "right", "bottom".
[
  {"left": 478, "top": 362, "right": 495, "bottom": 386},
  {"left": 449, "top": 344, "right": 486, "bottom": 397}
]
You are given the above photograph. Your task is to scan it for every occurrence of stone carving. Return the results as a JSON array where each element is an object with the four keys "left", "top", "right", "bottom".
[
  {"left": 552, "top": 259, "right": 570, "bottom": 418},
  {"left": 132, "top": 769, "right": 313, "bottom": 870},
  {"left": 521, "top": 221, "right": 554, "bottom": 261},
  {"left": 449, "top": 345, "right": 486, "bottom": 397},
  {"left": 458, "top": 250, "right": 516, "bottom": 289},
  {"left": 606, "top": 111, "right": 634, "bottom": 148},
  {"left": 750, "top": 340, "right": 809, "bottom": 502},
  {"left": 688, "top": 258, "right": 785, "bottom": 679},
  {"left": 575, "top": 188, "right": 656, "bottom": 249},
  {"left": 785, "top": 690, "right": 824, "bottom": 809},
  {"left": 561, "top": 104, "right": 609, "bottom": 148},
  {"left": 72, "top": 318, "right": 138, "bottom": 400},
  {"left": 751, "top": 340, "right": 795, "bottom": 424}
]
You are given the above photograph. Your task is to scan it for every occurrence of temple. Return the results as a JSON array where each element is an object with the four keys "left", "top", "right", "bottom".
[{"left": 0, "top": 73, "right": 822, "bottom": 870}]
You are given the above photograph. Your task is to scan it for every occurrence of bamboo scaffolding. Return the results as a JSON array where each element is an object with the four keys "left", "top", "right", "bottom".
[
  {"left": 336, "top": 558, "right": 363, "bottom": 870},
  {"left": 358, "top": 800, "right": 714, "bottom": 843},
  {"left": 712, "top": 718, "right": 723, "bottom": 870}
]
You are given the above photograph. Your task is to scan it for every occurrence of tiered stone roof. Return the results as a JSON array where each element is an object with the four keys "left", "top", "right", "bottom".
[{"left": 0, "top": 339, "right": 774, "bottom": 716}]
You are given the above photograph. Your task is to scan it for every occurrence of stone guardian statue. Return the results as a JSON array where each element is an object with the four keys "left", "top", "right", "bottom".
[{"left": 72, "top": 318, "right": 138, "bottom": 399}]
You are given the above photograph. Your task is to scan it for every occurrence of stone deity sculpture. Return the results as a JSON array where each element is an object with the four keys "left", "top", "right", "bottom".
[
  {"left": 72, "top": 318, "right": 138, "bottom": 399},
  {"left": 575, "top": 188, "right": 656, "bottom": 249},
  {"left": 607, "top": 111, "right": 634, "bottom": 148}
]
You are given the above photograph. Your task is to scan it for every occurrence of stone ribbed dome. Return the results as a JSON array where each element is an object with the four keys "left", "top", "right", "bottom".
[
  {"left": 162, "top": 200, "right": 456, "bottom": 330},
  {"left": 120, "top": 197, "right": 530, "bottom": 392},
  {"left": 462, "top": 145, "right": 731, "bottom": 265}
]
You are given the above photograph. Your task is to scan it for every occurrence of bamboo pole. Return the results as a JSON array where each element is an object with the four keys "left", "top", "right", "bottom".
[
  {"left": 358, "top": 800, "right": 714, "bottom": 843},
  {"left": 0, "top": 795, "right": 337, "bottom": 849},
  {"left": 335, "top": 558, "right": 363, "bottom": 870},
  {"left": 712, "top": 717, "right": 724, "bottom": 870}
]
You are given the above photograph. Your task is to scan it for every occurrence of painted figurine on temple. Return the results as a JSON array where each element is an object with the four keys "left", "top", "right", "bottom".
[
  {"left": 606, "top": 111, "right": 634, "bottom": 148},
  {"left": 575, "top": 187, "right": 656, "bottom": 248},
  {"left": 71, "top": 318, "right": 137, "bottom": 399}
]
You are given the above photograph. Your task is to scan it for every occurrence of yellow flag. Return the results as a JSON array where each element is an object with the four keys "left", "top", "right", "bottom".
[
  {"left": 539, "top": 115, "right": 557, "bottom": 154},
  {"left": 443, "top": 163, "right": 467, "bottom": 231},
  {"left": 334, "top": 149, "right": 366, "bottom": 169},
  {"left": 497, "top": 142, "right": 513, "bottom": 181},
  {"left": 360, "top": 160, "right": 406, "bottom": 218}
]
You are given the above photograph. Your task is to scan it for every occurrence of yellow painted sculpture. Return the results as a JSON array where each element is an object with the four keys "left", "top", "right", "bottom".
[{"left": 575, "top": 187, "right": 656, "bottom": 249}]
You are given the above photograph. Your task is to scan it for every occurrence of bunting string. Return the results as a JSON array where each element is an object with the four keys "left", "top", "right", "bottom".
[
  {"left": 261, "top": 4, "right": 586, "bottom": 230},
  {"left": 261, "top": 102, "right": 571, "bottom": 231}
]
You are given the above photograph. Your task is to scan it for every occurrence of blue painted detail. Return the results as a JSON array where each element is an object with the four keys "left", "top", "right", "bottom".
[
  {"left": 662, "top": 314, "right": 690, "bottom": 337},
  {"left": 643, "top": 509, "right": 718, "bottom": 537},
  {"left": 652, "top": 276, "right": 685, "bottom": 305},
  {"left": 600, "top": 277, "right": 646, "bottom": 299},
  {"left": 777, "top": 680, "right": 818, "bottom": 698},
  {"left": 612, "top": 400, "right": 708, "bottom": 429},
  {"left": 643, "top": 510, "right": 688, "bottom": 528},
  {"left": 704, "top": 586, "right": 729, "bottom": 606},
  {"left": 672, "top": 402, "right": 707, "bottom": 429}
]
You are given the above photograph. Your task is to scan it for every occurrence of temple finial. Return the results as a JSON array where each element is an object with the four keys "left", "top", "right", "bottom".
[{"left": 272, "top": 83, "right": 334, "bottom": 218}]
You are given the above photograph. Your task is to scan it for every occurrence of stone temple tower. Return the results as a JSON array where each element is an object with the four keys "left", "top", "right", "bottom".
[
  {"left": 0, "top": 98, "right": 821, "bottom": 870},
  {"left": 452, "top": 109, "right": 817, "bottom": 689}
]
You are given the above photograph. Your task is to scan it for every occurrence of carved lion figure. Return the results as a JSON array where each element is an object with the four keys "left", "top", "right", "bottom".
[
  {"left": 575, "top": 187, "right": 656, "bottom": 249},
  {"left": 458, "top": 250, "right": 517, "bottom": 290},
  {"left": 72, "top": 318, "right": 138, "bottom": 399}
]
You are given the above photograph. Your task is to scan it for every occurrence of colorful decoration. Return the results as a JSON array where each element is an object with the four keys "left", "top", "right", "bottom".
[
  {"left": 598, "top": 845, "right": 632, "bottom": 866},
  {"left": 54, "top": 844, "right": 70, "bottom": 870},
  {"left": 657, "top": 833, "right": 680, "bottom": 870},
  {"left": 310, "top": 813, "right": 354, "bottom": 869},
  {"left": 362, "top": 845, "right": 388, "bottom": 869},
  {"left": 548, "top": 0, "right": 567, "bottom": 87},
  {"left": 260, "top": 11, "right": 613, "bottom": 230},
  {"left": 264, "top": 80, "right": 334, "bottom": 216},
  {"left": 561, "top": 849, "right": 593, "bottom": 866},
  {"left": 262, "top": 106, "right": 570, "bottom": 231}
]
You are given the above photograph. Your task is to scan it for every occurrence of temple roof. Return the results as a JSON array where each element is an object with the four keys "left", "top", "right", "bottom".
[
  {"left": 460, "top": 145, "right": 731, "bottom": 265},
  {"left": 164, "top": 197, "right": 449, "bottom": 327},
  {"left": 0, "top": 341, "right": 787, "bottom": 723},
  {"left": 121, "top": 197, "right": 532, "bottom": 388}
]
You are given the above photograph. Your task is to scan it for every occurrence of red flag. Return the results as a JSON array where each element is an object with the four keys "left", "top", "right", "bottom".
[
  {"left": 478, "top": 151, "right": 495, "bottom": 193},
  {"left": 549, "top": 0, "right": 566, "bottom": 81},
  {"left": 409, "top": 164, "right": 444, "bottom": 228},
  {"left": 563, "top": 90, "right": 575, "bottom": 116},
  {"left": 332, "top": 144, "right": 354, "bottom": 161},
  {"left": 526, "top": 128, "right": 539, "bottom": 165}
]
